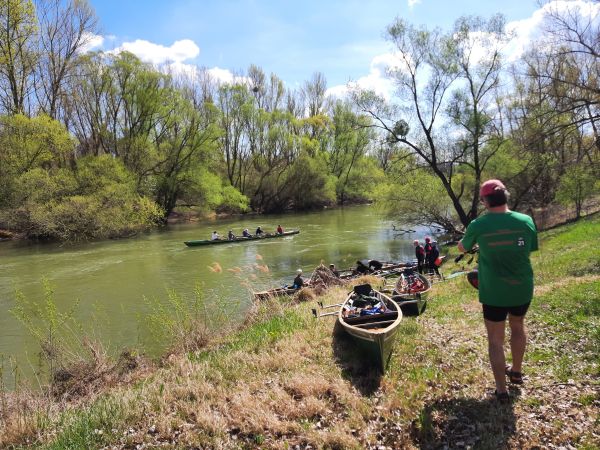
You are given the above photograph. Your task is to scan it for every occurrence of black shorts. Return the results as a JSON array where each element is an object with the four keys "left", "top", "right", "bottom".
[{"left": 482, "top": 303, "right": 531, "bottom": 322}]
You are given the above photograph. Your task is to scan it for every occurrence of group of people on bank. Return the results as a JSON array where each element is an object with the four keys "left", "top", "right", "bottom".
[
  {"left": 211, "top": 225, "right": 284, "bottom": 241},
  {"left": 413, "top": 237, "right": 442, "bottom": 277}
]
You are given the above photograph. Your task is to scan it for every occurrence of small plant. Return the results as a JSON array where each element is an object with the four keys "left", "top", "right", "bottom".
[
  {"left": 11, "top": 278, "right": 82, "bottom": 385},
  {"left": 144, "top": 283, "right": 239, "bottom": 354}
]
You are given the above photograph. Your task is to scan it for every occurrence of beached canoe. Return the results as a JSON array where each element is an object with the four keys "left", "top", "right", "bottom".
[
  {"left": 392, "top": 271, "right": 432, "bottom": 315},
  {"left": 337, "top": 261, "right": 416, "bottom": 279},
  {"left": 253, "top": 285, "right": 305, "bottom": 301},
  {"left": 339, "top": 284, "right": 403, "bottom": 372},
  {"left": 184, "top": 230, "right": 300, "bottom": 247}
]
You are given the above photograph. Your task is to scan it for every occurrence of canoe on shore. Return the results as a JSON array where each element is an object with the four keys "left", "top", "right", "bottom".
[
  {"left": 392, "top": 271, "right": 432, "bottom": 315},
  {"left": 339, "top": 284, "right": 403, "bottom": 372},
  {"left": 184, "top": 230, "right": 300, "bottom": 247},
  {"left": 253, "top": 285, "right": 304, "bottom": 301},
  {"left": 337, "top": 261, "right": 416, "bottom": 279}
]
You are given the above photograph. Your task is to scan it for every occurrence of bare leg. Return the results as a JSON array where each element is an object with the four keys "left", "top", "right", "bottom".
[
  {"left": 484, "top": 319, "right": 507, "bottom": 393},
  {"left": 508, "top": 314, "right": 526, "bottom": 373}
]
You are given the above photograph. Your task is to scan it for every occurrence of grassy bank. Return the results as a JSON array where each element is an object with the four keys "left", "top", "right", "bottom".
[{"left": 1, "top": 215, "right": 599, "bottom": 449}]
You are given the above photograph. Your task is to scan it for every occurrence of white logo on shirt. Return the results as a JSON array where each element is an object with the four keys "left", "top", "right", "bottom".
[{"left": 517, "top": 237, "right": 525, "bottom": 247}]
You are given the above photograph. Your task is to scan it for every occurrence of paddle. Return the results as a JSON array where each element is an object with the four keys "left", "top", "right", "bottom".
[{"left": 312, "top": 308, "right": 338, "bottom": 318}]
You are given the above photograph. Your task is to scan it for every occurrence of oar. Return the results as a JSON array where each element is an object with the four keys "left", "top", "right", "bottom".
[
  {"left": 446, "top": 271, "right": 468, "bottom": 279},
  {"left": 312, "top": 308, "right": 338, "bottom": 318},
  {"left": 317, "top": 301, "right": 343, "bottom": 309}
]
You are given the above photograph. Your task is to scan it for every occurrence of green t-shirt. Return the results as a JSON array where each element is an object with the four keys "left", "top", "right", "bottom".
[{"left": 461, "top": 211, "right": 538, "bottom": 307}]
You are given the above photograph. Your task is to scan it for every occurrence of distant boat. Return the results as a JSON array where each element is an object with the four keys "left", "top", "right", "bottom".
[
  {"left": 339, "top": 284, "right": 403, "bottom": 372},
  {"left": 184, "top": 230, "right": 300, "bottom": 247}
]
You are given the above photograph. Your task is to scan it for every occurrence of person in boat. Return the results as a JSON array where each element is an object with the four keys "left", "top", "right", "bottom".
[
  {"left": 211, "top": 231, "right": 220, "bottom": 240},
  {"left": 427, "top": 241, "right": 442, "bottom": 278},
  {"left": 242, "top": 228, "right": 250, "bottom": 238},
  {"left": 368, "top": 259, "right": 383, "bottom": 271},
  {"left": 355, "top": 260, "right": 370, "bottom": 275},
  {"left": 276, "top": 224, "right": 284, "bottom": 234},
  {"left": 227, "top": 230, "right": 235, "bottom": 240},
  {"left": 329, "top": 264, "right": 339, "bottom": 277},
  {"left": 414, "top": 239, "right": 426, "bottom": 274},
  {"left": 292, "top": 269, "right": 305, "bottom": 289},
  {"left": 458, "top": 179, "right": 538, "bottom": 402},
  {"left": 255, "top": 226, "right": 264, "bottom": 236}
]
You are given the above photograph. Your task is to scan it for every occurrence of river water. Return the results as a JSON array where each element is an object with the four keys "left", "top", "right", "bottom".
[{"left": 0, "top": 205, "right": 428, "bottom": 388}]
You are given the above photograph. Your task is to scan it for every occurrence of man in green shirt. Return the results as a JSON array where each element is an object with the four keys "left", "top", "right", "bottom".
[{"left": 458, "top": 179, "right": 538, "bottom": 401}]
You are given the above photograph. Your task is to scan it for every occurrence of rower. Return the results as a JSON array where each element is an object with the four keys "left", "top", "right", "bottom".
[
  {"left": 242, "top": 229, "right": 250, "bottom": 238},
  {"left": 276, "top": 224, "right": 284, "bottom": 234},
  {"left": 256, "top": 226, "right": 264, "bottom": 236},
  {"left": 211, "top": 231, "right": 220, "bottom": 241},
  {"left": 368, "top": 259, "right": 383, "bottom": 271},
  {"left": 329, "top": 264, "right": 340, "bottom": 277},
  {"left": 227, "top": 230, "right": 235, "bottom": 240},
  {"left": 292, "top": 269, "right": 305, "bottom": 289},
  {"left": 355, "top": 260, "right": 370, "bottom": 274}
]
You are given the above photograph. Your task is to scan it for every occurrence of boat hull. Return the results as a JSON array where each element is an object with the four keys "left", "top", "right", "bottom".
[
  {"left": 339, "top": 288, "right": 402, "bottom": 372},
  {"left": 184, "top": 230, "right": 300, "bottom": 247}
]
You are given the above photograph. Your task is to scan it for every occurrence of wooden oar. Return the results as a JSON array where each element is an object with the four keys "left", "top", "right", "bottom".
[
  {"left": 317, "top": 301, "right": 343, "bottom": 309},
  {"left": 312, "top": 308, "right": 338, "bottom": 318}
]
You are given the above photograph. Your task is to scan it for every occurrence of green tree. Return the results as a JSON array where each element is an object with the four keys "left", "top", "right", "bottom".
[
  {"left": 353, "top": 15, "right": 509, "bottom": 231},
  {"left": 555, "top": 164, "right": 598, "bottom": 220},
  {"left": 0, "top": 0, "right": 37, "bottom": 114}
]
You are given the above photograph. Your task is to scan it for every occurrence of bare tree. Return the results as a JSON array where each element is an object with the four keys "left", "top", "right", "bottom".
[{"left": 34, "top": 0, "right": 99, "bottom": 121}]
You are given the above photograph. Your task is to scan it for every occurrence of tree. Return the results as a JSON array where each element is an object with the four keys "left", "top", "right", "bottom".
[
  {"left": 0, "top": 0, "right": 37, "bottom": 114},
  {"left": 352, "top": 15, "right": 510, "bottom": 231},
  {"left": 555, "top": 163, "right": 598, "bottom": 219},
  {"left": 34, "top": 0, "right": 99, "bottom": 120},
  {"left": 328, "top": 101, "right": 374, "bottom": 204}
]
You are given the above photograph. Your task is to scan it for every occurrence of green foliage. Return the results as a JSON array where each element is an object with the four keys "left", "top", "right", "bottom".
[
  {"left": 10, "top": 278, "right": 82, "bottom": 380},
  {"left": 1, "top": 155, "right": 163, "bottom": 240},
  {"left": 42, "top": 396, "right": 130, "bottom": 450},
  {"left": 283, "top": 152, "right": 336, "bottom": 210},
  {"left": 375, "top": 169, "right": 457, "bottom": 230},
  {"left": 216, "top": 185, "right": 250, "bottom": 214},
  {"left": 339, "top": 157, "right": 385, "bottom": 203},
  {"left": 555, "top": 164, "right": 599, "bottom": 218}
]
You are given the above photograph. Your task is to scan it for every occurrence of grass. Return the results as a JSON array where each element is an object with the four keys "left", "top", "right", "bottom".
[{"left": 1, "top": 214, "right": 599, "bottom": 449}]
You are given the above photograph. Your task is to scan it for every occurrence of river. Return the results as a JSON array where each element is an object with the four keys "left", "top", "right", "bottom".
[{"left": 0, "top": 205, "right": 429, "bottom": 388}]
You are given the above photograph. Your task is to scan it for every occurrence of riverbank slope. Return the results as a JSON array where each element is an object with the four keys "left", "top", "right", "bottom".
[{"left": 2, "top": 214, "right": 598, "bottom": 449}]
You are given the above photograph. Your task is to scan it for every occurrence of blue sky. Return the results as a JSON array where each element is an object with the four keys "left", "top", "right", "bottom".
[{"left": 87, "top": 1, "right": 572, "bottom": 92}]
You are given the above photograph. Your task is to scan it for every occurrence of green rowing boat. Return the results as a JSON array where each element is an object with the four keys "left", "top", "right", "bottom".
[
  {"left": 184, "top": 230, "right": 300, "bottom": 247},
  {"left": 339, "top": 284, "right": 403, "bottom": 372}
]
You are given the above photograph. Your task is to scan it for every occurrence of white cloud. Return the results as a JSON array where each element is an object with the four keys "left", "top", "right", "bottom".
[
  {"left": 326, "top": 52, "right": 399, "bottom": 100},
  {"left": 111, "top": 39, "right": 200, "bottom": 65},
  {"left": 79, "top": 33, "right": 104, "bottom": 53},
  {"left": 408, "top": 0, "right": 421, "bottom": 8},
  {"left": 505, "top": 0, "right": 600, "bottom": 61}
]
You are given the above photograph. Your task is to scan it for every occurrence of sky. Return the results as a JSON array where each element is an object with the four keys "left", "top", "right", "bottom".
[{"left": 85, "top": 0, "right": 596, "bottom": 97}]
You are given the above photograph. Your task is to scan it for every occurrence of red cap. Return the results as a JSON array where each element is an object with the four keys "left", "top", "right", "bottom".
[
  {"left": 480, "top": 179, "right": 506, "bottom": 197},
  {"left": 425, "top": 237, "right": 431, "bottom": 242}
]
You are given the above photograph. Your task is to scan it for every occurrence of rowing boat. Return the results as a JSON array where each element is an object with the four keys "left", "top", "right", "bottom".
[
  {"left": 392, "top": 271, "right": 432, "bottom": 315},
  {"left": 339, "top": 284, "right": 403, "bottom": 372},
  {"left": 253, "top": 285, "right": 305, "bottom": 301},
  {"left": 337, "top": 261, "right": 416, "bottom": 279},
  {"left": 184, "top": 230, "right": 300, "bottom": 247}
]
